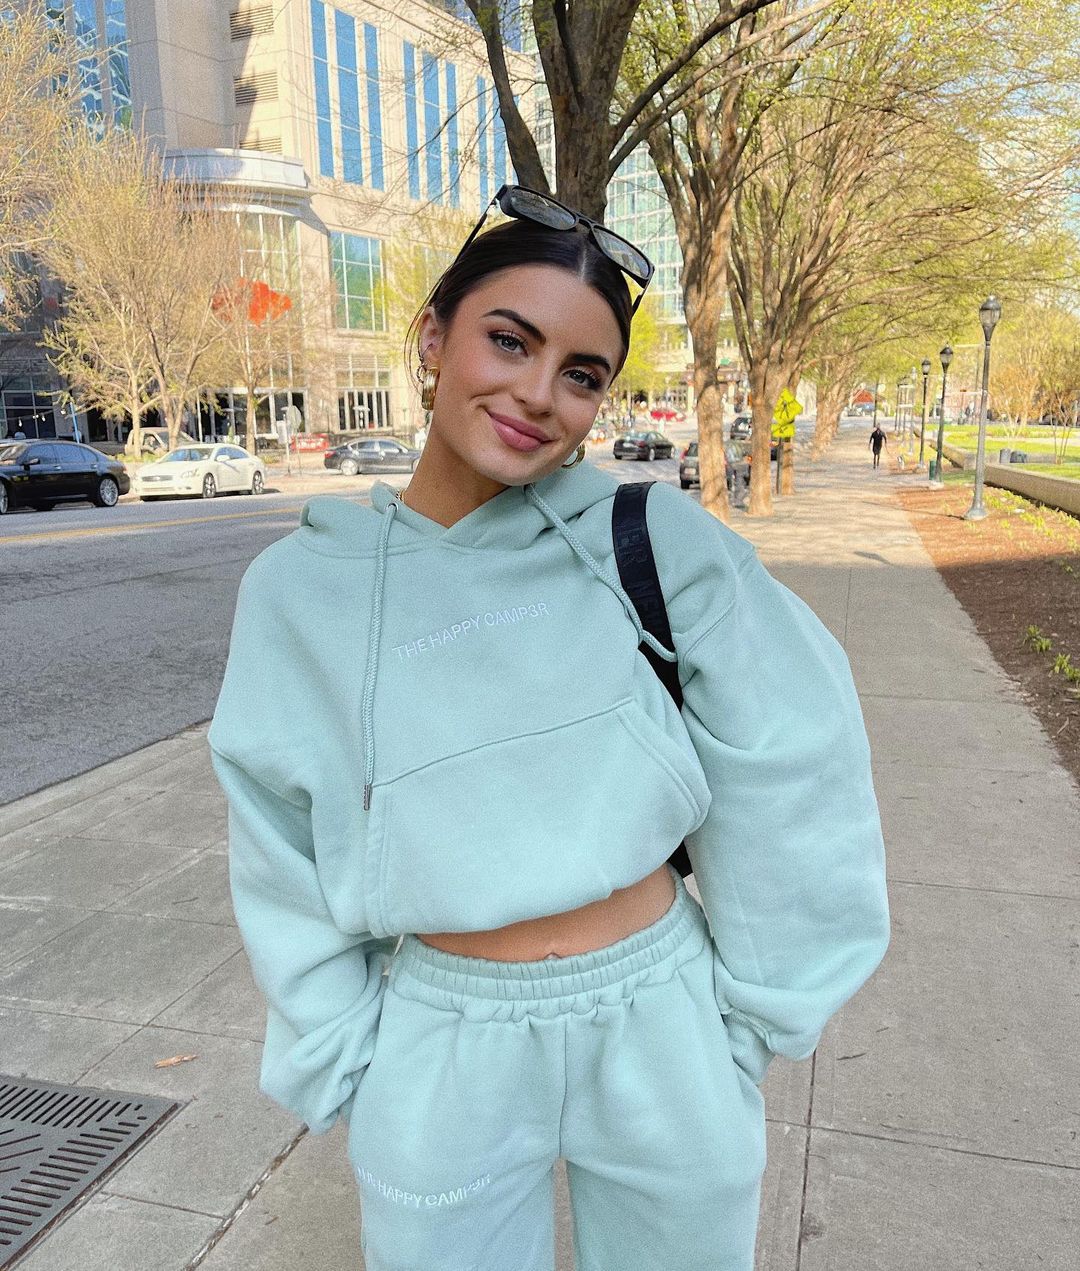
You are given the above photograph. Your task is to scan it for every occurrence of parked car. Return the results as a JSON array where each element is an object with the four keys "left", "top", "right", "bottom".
[
  {"left": 729, "top": 414, "right": 752, "bottom": 440},
  {"left": 679, "top": 439, "right": 753, "bottom": 493},
  {"left": 612, "top": 430, "right": 676, "bottom": 461},
  {"left": 128, "top": 427, "right": 200, "bottom": 456},
  {"left": 133, "top": 443, "right": 265, "bottom": 500},
  {"left": 324, "top": 436, "right": 421, "bottom": 476},
  {"left": 679, "top": 440, "right": 699, "bottom": 489},
  {"left": 0, "top": 439, "right": 130, "bottom": 514}
]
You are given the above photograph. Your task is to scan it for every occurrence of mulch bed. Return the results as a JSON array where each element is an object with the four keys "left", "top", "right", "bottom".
[{"left": 894, "top": 474, "right": 1080, "bottom": 790}]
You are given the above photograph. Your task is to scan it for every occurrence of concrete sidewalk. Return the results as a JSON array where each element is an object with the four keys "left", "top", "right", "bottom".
[{"left": 1, "top": 422, "right": 1076, "bottom": 1270}]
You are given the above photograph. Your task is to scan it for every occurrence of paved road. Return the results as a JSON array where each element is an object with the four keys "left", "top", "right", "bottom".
[{"left": 0, "top": 441, "right": 688, "bottom": 805}]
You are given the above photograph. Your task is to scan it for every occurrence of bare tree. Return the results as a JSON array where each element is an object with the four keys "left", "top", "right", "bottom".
[
  {"left": 0, "top": 8, "right": 77, "bottom": 328},
  {"left": 42, "top": 129, "right": 237, "bottom": 452},
  {"left": 464, "top": 0, "right": 784, "bottom": 218}
]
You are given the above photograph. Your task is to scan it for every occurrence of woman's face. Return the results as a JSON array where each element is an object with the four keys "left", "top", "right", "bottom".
[{"left": 418, "top": 263, "right": 625, "bottom": 487}]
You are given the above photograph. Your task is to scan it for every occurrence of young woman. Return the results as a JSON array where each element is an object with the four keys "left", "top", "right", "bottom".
[{"left": 208, "top": 186, "right": 890, "bottom": 1271}]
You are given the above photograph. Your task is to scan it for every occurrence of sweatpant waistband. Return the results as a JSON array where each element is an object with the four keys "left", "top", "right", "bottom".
[{"left": 392, "top": 865, "right": 708, "bottom": 1008}]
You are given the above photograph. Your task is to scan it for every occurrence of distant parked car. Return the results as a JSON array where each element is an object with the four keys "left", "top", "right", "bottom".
[
  {"left": 134, "top": 443, "right": 265, "bottom": 500},
  {"left": 324, "top": 436, "right": 421, "bottom": 476},
  {"left": 679, "top": 438, "right": 753, "bottom": 494},
  {"left": 649, "top": 405, "right": 685, "bottom": 423},
  {"left": 0, "top": 439, "right": 130, "bottom": 514},
  {"left": 129, "top": 427, "right": 200, "bottom": 456},
  {"left": 729, "top": 414, "right": 752, "bottom": 440},
  {"left": 612, "top": 430, "right": 676, "bottom": 461}
]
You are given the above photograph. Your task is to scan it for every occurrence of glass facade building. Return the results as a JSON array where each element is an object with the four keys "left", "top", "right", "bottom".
[
  {"left": 309, "top": 1, "right": 385, "bottom": 190},
  {"left": 63, "top": 0, "right": 131, "bottom": 132},
  {"left": 330, "top": 232, "right": 385, "bottom": 333}
]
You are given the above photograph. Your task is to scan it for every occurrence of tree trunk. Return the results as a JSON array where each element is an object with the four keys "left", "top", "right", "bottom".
[
  {"left": 746, "top": 357, "right": 774, "bottom": 517},
  {"left": 129, "top": 383, "right": 143, "bottom": 455},
  {"left": 811, "top": 378, "right": 846, "bottom": 459},
  {"left": 685, "top": 273, "right": 730, "bottom": 527}
]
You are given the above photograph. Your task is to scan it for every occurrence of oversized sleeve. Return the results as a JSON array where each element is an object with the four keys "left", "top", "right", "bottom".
[
  {"left": 669, "top": 521, "right": 890, "bottom": 1085},
  {"left": 206, "top": 550, "right": 396, "bottom": 1134}
]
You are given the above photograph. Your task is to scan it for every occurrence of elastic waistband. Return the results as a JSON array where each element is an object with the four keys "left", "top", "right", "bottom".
[{"left": 392, "top": 866, "right": 707, "bottom": 1008}]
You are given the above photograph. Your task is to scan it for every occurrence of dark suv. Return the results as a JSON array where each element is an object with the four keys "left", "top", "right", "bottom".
[{"left": 679, "top": 439, "right": 752, "bottom": 495}]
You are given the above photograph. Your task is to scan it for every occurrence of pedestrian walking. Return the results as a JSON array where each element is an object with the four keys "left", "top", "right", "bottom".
[
  {"left": 208, "top": 183, "right": 890, "bottom": 1271},
  {"left": 870, "top": 423, "right": 887, "bottom": 468}
]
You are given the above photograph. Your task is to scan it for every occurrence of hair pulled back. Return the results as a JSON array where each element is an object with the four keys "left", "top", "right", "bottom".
[{"left": 404, "top": 217, "right": 634, "bottom": 391}]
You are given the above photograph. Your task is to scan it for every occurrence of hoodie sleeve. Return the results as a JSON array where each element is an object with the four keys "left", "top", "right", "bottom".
[
  {"left": 208, "top": 747, "right": 397, "bottom": 1134},
  {"left": 207, "top": 550, "right": 397, "bottom": 1134},
  {"left": 646, "top": 486, "right": 890, "bottom": 1085}
]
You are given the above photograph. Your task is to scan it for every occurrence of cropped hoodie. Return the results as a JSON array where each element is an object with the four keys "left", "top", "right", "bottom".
[{"left": 207, "top": 459, "right": 890, "bottom": 1134}]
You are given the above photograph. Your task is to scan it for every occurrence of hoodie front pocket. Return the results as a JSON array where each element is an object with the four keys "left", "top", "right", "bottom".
[{"left": 366, "top": 699, "right": 711, "bottom": 937}]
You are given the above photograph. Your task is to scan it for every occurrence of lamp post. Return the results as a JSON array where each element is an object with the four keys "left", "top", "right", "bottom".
[
  {"left": 895, "top": 380, "right": 904, "bottom": 438},
  {"left": 964, "top": 296, "right": 1002, "bottom": 521},
  {"left": 918, "top": 357, "right": 931, "bottom": 467},
  {"left": 930, "top": 344, "right": 953, "bottom": 487}
]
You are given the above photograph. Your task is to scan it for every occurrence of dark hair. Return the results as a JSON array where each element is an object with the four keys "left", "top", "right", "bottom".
[{"left": 405, "top": 218, "right": 634, "bottom": 390}]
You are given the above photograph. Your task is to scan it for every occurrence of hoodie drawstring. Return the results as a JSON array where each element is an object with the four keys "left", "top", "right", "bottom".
[{"left": 360, "top": 486, "right": 678, "bottom": 813}]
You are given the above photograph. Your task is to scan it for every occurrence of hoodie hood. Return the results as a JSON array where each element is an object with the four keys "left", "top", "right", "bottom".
[{"left": 296, "top": 459, "right": 678, "bottom": 812}]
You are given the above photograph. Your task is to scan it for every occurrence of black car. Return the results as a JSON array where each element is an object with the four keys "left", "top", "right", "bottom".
[
  {"left": 612, "top": 430, "right": 676, "bottom": 461},
  {"left": 324, "top": 436, "right": 421, "bottom": 476},
  {"left": 729, "top": 414, "right": 752, "bottom": 441},
  {"left": 0, "top": 439, "right": 131, "bottom": 514}
]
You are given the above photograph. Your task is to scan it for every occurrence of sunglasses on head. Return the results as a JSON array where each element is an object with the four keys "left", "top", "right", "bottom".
[{"left": 452, "top": 184, "right": 655, "bottom": 315}]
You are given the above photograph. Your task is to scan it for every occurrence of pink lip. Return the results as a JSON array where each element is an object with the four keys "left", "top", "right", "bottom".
[{"left": 487, "top": 411, "right": 553, "bottom": 443}]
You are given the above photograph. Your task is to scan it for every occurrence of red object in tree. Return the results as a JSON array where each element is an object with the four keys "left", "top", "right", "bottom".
[{"left": 212, "top": 276, "right": 292, "bottom": 324}]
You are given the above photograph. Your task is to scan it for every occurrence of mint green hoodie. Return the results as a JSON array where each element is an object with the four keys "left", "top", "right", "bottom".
[{"left": 208, "top": 459, "right": 889, "bottom": 1133}]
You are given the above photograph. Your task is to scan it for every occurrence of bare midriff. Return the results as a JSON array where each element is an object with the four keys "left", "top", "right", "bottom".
[{"left": 415, "top": 862, "right": 677, "bottom": 961}]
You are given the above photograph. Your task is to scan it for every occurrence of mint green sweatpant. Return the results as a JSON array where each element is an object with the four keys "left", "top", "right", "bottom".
[{"left": 347, "top": 866, "right": 767, "bottom": 1271}]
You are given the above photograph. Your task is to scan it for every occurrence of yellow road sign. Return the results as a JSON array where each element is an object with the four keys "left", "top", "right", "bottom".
[
  {"left": 773, "top": 389, "right": 802, "bottom": 428},
  {"left": 772, "top": 420, "right": 796, "bottom": 439}
]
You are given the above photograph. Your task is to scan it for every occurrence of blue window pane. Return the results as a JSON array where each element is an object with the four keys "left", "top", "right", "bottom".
[
  {"left": 103, "top": 0, "right": 130, "bottom": 126},
  {"left": 501, "top": 0, "right": 522, "bottom": 53},
  {"left": 493, "top": 96, "right": 507, "bottom": 189},
  {"left": 310, "top": 0, "right": 328, "bottom": 60},
  {"left": 336, "top": 11, "right": 362, "bottom": 183},
  {"left": 364, "top": 25, "right": 384, "bottom": 191},
  {"left": 446, "top": 63, "right": 459, "bottom": 208},
  {"left": 477, "top": 78, "right": 488, "bottom": 208},
  {"left": 311, "top": 1, "right": 334, "bottom": 177},
  {"left": 403, "top": 43, "right": 420, "bottom": 199},
  {"left": 422, "top": 52, "right": 442, "bottom": 204}
]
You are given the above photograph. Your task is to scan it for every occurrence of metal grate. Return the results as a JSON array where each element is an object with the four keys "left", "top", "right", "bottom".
[
  {"left": 234, "top": 70, "right": 278, "bottom": 105},
  {"left": 240, "top": 133, "right": 283, "bottom": 154},
  {"left": 0, "top": 1075, "right": 179, "bottom": 1266},
  {"left": 230, "top": 6, "right": 274, "bottom": 38}
]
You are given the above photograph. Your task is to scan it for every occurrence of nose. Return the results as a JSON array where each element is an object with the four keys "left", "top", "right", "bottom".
[{"left": 510, "top": 357, "right": 556, "bottom": 417}]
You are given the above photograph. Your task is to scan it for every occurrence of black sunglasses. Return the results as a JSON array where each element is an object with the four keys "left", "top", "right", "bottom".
[{"left": 453, "top": 184, "right": 655, "bottom": 315}]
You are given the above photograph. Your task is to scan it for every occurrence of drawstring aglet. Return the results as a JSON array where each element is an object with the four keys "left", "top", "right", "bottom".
[{"left": 363, "top": 782, "right": 372, "bottom": 811}]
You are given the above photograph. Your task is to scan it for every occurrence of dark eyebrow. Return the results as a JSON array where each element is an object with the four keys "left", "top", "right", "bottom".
[{"left": 482, "top": 308, "right": 612, "bottom": 376}]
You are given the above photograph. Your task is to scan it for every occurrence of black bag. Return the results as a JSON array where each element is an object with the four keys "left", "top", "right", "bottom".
[{"left": 612, "top": 481, "right": 693, "bottom": 878}]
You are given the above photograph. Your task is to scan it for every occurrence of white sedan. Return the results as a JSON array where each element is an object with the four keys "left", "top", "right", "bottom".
[{"left": 134, "top": 443, "right": 266, "bottom": 501}]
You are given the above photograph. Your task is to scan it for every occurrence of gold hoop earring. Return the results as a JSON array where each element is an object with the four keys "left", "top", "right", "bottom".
[
  {"left": 420, "top": 366, "right": 439, "bottom": 412},
  {"left": 561, "top": 443, "right": 586, "bottom": 468}
]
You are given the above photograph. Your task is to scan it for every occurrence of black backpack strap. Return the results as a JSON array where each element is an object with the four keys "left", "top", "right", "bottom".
[{"left": 612, "top": 481, "right": 693, "bottom": 878}]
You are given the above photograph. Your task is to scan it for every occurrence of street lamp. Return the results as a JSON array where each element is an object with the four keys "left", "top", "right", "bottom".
[
  {"left": 931, "top": 344, "right": 953, "bottom": 487},
  {"left": 964, "top": 296, "right": 1002, "bottom": 521},
  {"left": 896, "top": 380, "right": 904, "bottom": 439},
  {"left": 918, "top": 357, "right": 931, "bottom": 467}
]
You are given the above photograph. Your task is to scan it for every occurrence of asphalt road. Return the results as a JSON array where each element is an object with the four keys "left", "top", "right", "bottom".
[{"left": 1, "top": 440, "right": 699, "bottom": 806}]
